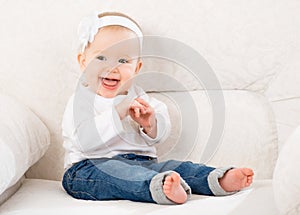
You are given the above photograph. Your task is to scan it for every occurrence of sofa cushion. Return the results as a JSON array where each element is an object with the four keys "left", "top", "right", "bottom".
[
  {"left": 0, "top": 94, "right": 50, "bottom": 197},
  {"left": 0, "top": 177, "right": 24, "bottom": 205},
  {"left": 273, "top": 126, "right": 300, "bottom": 214},
  {"left": 153, "top": 90, "right": 278, "bottom": 179},
  {"left": 0, "top": 179, "right": 278, "bottom": 215}
]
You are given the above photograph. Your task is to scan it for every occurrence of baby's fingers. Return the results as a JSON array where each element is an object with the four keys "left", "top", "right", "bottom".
[
  {"left": 140, "top": 107, "right": 147, "bottom": 114},
  {"left": 134, "top": 107, "right": 140, "bottom": 117},
  {"left": 135, "top": 98, "right": 149, "bottom": 107}
]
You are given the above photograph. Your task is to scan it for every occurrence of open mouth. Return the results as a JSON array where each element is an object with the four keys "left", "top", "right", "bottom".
[{"left": 100, "top": 77, "right": 120, "bottom": 89}]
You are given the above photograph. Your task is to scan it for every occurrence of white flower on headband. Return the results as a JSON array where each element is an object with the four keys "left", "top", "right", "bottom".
[
  {"left": 77, "top": 12, "right": 143, "bottom": 53},
  {"left": 77, "top": 12, "right": 100, "bottom": 53}
]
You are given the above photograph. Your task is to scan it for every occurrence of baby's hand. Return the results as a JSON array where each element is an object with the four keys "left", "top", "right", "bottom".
[
  {"left": 130, "top": 100, "right": 143, "bottom": 118},
  {"left": 129, "top": 98, "right": 157, "bottom": 138}
]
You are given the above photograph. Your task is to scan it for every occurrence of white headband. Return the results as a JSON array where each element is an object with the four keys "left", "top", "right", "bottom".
[{"left": 78, "top": 12, "right": 143, "bottom": 53}]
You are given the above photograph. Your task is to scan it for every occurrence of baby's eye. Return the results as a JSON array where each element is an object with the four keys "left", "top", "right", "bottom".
[
  {"left": 97, "top": 55, "right": 107, "bottom": 61},
  {"left": 118, "top": 58, "right": 129, "bottom": 64}
]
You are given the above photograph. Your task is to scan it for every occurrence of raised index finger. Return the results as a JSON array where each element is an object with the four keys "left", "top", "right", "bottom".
[{"left": 135, "top": 98, "right": 149, "bottom": 107}]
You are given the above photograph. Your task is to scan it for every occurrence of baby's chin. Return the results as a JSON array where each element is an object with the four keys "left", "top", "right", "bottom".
[{"left": 96, "top": 89, "right": 128, "bottom": 98}]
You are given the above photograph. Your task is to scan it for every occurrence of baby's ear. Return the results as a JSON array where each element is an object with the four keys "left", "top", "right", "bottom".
[
  {"left": 77, "top": 53, "right": 86, "bottom": 71},
  {"left": 135, "top": 60, "right": 143, "bottom": 74}
]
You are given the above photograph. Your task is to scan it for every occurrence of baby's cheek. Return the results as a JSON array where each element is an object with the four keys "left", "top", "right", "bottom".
[{"left": 122, "top": 73, "right": 136, "bottom": 84}]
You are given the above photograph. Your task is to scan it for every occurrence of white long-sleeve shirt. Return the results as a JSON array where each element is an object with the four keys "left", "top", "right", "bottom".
[{"left": 62, "top": 85, "right": 171, "bottom": 169}]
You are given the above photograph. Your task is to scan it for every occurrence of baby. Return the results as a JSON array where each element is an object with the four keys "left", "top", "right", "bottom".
[{"left": 62, "top": 11, "right": 254, "bottom": 204}]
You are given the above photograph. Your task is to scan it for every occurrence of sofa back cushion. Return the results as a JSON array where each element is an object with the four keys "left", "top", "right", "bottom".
[{"left": 152, "top": 90, "right": 278, "bottom": 179}]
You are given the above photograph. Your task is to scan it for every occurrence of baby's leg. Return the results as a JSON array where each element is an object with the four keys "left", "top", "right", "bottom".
[
  {"left": 62, "top": 158, "right": 158, "bottom": 203},
  {"left": 149, "top": 160, "right": 216, "bottom": 195},
  {"left": 218, "top": 168, "right": 254, "bottom": 192},
  {"left": 63, "top": 158, "right": 191, "bottom": 204},
  {"left": 163, "top": 172, "right": 187, "bottom": 204},
  {"left": 148, "top": 160, "right": 253, "bottom": 196}
]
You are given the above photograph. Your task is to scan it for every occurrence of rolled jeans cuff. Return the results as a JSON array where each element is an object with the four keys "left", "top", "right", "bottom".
[
  {"left": 208, "top": 167, "right": 237, "bottom": 196},
  {"left": 149, "top": 171, "right": 192, "bottom": 204}
]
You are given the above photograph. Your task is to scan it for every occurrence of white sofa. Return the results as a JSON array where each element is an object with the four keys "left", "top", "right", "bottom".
[{"left": 1, "top": 0, "right": 300, "bottom": 214}]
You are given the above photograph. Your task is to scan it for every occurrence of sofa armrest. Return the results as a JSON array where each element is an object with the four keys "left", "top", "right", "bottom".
[
  {"left": 0, "top": 94, "right": 50, "bottom": 202},
  {"left": 273, "top": 126, "right": 300, "bottom": 214}
]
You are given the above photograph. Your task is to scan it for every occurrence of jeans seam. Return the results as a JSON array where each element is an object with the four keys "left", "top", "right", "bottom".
[
  {"left": 65, "top": 171, "right": 97, "bottom": 200},
  {"left": 72, "top": 176, "right": 151, "bottom": 194}
]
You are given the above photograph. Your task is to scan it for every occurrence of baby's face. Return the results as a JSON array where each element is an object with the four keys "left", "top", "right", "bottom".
[{"left": 79, "top": 26, "right": 142, "bottom": 98}]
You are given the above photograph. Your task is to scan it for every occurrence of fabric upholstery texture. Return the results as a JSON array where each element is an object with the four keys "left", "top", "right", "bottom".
[
  {"left": 273, "top": 126, "right": 300, "bottom": 215},
  {"left": 0, "top": 95, "right": 50, "bottom": 195},
  {"left": 0, "top": 0, "right": 298, "bottom": 184}
]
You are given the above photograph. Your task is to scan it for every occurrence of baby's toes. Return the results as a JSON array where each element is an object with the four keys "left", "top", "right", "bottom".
[
  {"left": 163, "top": 176, "right": 172, "bottom": 189},
  {"left": 243, "top": 168, "right": 254, "bottom": 176},
  {"left": 249, "top": 177, "right": 253, "bottom": 183},
  {"left": 245, "top": 176, "right": 253, "bottom": 186},
  {"left": 164, "top": 176, "right": 172, "bottom": 184}
]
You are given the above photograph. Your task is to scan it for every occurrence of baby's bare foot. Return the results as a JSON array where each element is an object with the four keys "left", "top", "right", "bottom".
[
  {"left": 219, "top": 168, "right": 254, "bottom": 192},
  {"left": 163, "top": 172, "right": 187, "bottom": 204}
]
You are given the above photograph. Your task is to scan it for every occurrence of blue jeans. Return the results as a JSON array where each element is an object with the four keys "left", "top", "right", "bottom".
[{"left": 62, "top": 153, "right": 217, "bottom": 204}]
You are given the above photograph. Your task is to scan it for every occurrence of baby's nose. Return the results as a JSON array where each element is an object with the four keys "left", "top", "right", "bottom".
[
  {"left": 101, "top": 68, "right": 118, "bottom": 78},
  {"left": 109, "top": 65, "right": 119, "bottom": 73}
]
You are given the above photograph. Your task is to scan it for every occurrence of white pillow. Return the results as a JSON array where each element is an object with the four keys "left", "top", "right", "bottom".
[
  {"left": 0, "top": 94, "right": 50, "bottom": 196},
  {"left": 273, "top": 126, "right": 300, "bottom": 215}
]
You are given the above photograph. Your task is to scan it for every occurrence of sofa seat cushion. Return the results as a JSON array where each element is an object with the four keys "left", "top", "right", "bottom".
[{"left": 0, "top": 179, "right": 278, "bottom": 215}]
